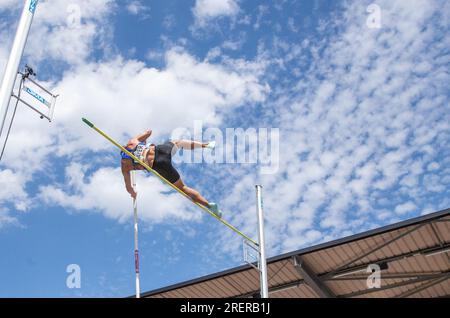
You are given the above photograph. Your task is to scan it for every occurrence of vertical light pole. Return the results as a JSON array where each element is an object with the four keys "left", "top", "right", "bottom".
[
  {"left": 255, "top": 185, "right": 269, "bottom": 298},
  {"left": 0, "top": 0, "right": 39, "bottom": 138},
  {"left": 131, "top": 171, "right": 140, "bottom": 298}
]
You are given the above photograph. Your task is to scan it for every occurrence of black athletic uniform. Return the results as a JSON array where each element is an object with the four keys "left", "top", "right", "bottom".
[
  {"left": 152, "top": 142, "right": 180, "bottom": 183},
  {"left": 121, "top": 141, "right": 180, "bottom": 183}
]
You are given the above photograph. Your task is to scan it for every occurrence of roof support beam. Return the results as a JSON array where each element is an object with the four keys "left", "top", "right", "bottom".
[
  {"left": 234, "top": 273, "right": 450, "bottom": 298},
  {"left": 433, "top": 218, "right": 450, "bottom": 223},
  {"left": 329, "top": 272, "right": 448, "bottom": 281},
  {"left": 233, "top": 279, "right": 306, "bottom": 298},
  {"left": 139, "top": 211, "right": 450, "bottom": 298},
  {"left": 429, "top": 222, "right": 450, "bottom": 264},
  {"left": 234, "top": 243, "right": 450, "bottom": 298},
  {"left": 293, "top": 256, "right": 335, "bottom": 298},
  {"left": 323, "top": 241, "right": 450, "bottom": 280},
  {"left": 338, "top": 272, "right": 450, "bottom": 298},
  {"left": 328, "top": 223, "right": 426, "bottom": 277},
  {"left": 395, "top": 276, "right": 450, "bottom": 298}
]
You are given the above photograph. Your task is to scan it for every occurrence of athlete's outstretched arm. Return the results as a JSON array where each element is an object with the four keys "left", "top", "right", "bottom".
[
  {"left": 135, "top": 129, "right": 153, "bottom": 143},
  {"left": 121, "top": 159, "right": 137, "bottom": 199},
  {"left": 173, "top": 140, "right": 209, "bottom": 150}
]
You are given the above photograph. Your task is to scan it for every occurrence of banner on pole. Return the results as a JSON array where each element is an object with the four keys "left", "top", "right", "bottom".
[
  {"left": 29, "top": 0, "right": 38, "bottom": 13},
  {"left": 12, "top": 73, "right": 58, "bottom": 122}
]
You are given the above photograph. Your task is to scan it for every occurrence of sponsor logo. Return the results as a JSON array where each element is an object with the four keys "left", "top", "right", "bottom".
[
  {"left": 29, "top": 0, "right": 38, "bottom": 14},
  {"left": 23, "top": 86, "right": 51, "bottom": 107}
]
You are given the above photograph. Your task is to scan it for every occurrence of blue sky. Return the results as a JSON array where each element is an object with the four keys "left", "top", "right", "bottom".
[{"left": 0, "top": 0, "right": 449, "bottom": 297}]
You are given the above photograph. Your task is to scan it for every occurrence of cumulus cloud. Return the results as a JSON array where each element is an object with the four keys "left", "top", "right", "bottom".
[
  {"left": 0, "top": 45, "right": 268, "bottom": 225},
  {"left": 126, "top": 0, "right": 150, "bottom": 19},
  {"left": 193, "top": 0, "right": 240, "bottom": 27},
  {"left": 39, "top": 163, "right": 201, "bottom": 223},
  {"left": 0, "top": 169, "right": 31, "bottom": 212},
  {"left": 253, "top": 5, "right": 269, "bottom": 30},
  {"left": 0, "top": 0, "right": 267, "bottom": 231},
  {"left": 0, "top": 0, "right": 448, "bottom": 264},
  {"left": 0, "top": 41, "right": 7, "bottom": 76},
  {"left": 0, "top": 0, "right": 268, "bottom": 228},
  {"left": 20, "top": 0, "right": 115, "bottom": 66},
  {"left": 395, "top": 202, "right": 417, "bottom": 215},
  {"left": 46, "top": 49, "right": 267, "bottom": 156},
  {"left": 0, "top": 0, "right": 19, "bottom": 10},
  {"left": 216, "top": 0, "right": 450, "bottom": 255}
]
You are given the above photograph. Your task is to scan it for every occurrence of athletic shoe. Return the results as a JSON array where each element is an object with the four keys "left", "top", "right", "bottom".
[{"left": 208, "top": 202, "right": 223, "bottom": 218}]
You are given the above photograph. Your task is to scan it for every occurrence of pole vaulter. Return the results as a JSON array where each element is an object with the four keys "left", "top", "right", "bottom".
[{"left": 82, "top": 118, "right": 257, "bottom": 245}]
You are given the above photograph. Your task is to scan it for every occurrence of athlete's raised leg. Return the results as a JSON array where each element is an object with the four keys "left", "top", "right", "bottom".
[
  {"left": 173, "top": 178, "right": 209, "bottom": 206},
  {"left": 172, "top": 140, "right": 215, "bottom": 151},
  {"left": 173, "top": 178, "right": 222, "bottom": 218}
]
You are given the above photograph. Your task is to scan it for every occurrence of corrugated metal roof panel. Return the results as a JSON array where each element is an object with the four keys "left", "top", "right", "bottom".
[{"left": 142, "top": 209, "right": 450, "bottom": 298}]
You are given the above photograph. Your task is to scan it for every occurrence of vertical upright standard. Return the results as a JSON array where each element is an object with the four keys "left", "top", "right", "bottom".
[
  {"left": 131, "top": 171, "right": 141, "bottom": 298},
  {"left": 0, "top": 0, "right": 39, "bottom": 137},
  {"left": 255, "top": 185, "right": 269, "bottom": 298}
]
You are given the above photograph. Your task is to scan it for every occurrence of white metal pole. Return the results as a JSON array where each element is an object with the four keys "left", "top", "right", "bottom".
[
  {"left": 131, "top": 171, "right": 140, "bottom": 298},
  {"left": 0, "top": 0, "right": 39, "bottom": 137},
  {"left": 255, "top": 185, "right": 269, "bottom": 298}
]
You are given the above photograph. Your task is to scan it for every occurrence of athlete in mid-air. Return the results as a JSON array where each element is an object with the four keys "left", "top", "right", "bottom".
[{"left": 120, "top": 129, "right": 222, "bottom": 218}]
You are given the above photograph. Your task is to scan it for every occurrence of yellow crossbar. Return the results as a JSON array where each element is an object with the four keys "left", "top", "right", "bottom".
[{"left": 82, "top": 118, "right": 257, "bottom": 245}]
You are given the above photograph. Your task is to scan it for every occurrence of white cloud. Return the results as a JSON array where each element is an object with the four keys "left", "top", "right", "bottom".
[
  {"left": 0, "top": 46, "right": 268, "bottom": 226},
  {"left": 146, "top": 50, "right": 164, "bottom": 62},
  {"left": 0, "top": 42, "right": 7, "bottom": 76},
  {"left": 126, "top": 0, "right": 150, "bottom": 18},
  {"left": 1, "top": 0, "right": 448, "bottom": 264},
  {"left": 0, "top": 3, "right": 267, "bottom": 230},
  {"left": 0, "top": 0, "right": 19, "bottom": 10},
  {"left": 24, "top": 0, "right": 115, "bottom": 66},
  {"left": 427, "top": 162, "right": 440, "bottom": 171},
  {"left": 0, "top": 1, "right": 268, "bottom": 231},
  {"left": 287, "top": 17, "right": 299, "bottom": 33},
  {"left": 220, "top": 34, "right": 246, "bottom": 51},
  {"left": 423, "top": 174, "right": 446, "bottom": 193},
  {"left": 395, "top": 202, "right": 417, "bottom": 215},
  {"left": 0, "top": 169, "right": 31, "bottom": 212},
  {"left": 39, "top": 163, "right": 201, "bottom": 223},
  {"left": 193, "top": 0, "right": 240, "bottom": 26},
  {"left": 215, "top": 0, "right": 450, "bottom": 255},
  {"left": 253, "top": 5, "right": 269, "bottom": 30},
  {"left": 0, "top": 213, "right": 18, "bottom": 228},
  {"left": 45, "top": 49, "right": 267, "bottom": 156}
]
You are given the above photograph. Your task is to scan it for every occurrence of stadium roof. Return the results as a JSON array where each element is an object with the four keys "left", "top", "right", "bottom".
[{"left": 140, "top": 208, "right": 450, "bottom": 298}]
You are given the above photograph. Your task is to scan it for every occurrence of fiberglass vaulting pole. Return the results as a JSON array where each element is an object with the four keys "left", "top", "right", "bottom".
[
  {"left": 0, "top": 0, "right": 39, "bottom": 138},
  {"left": 131, "top": 171, "right": 141, "bottom": 298},
  {"left": 256, "top": 185, "right": 269, "bottom": 298}
]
